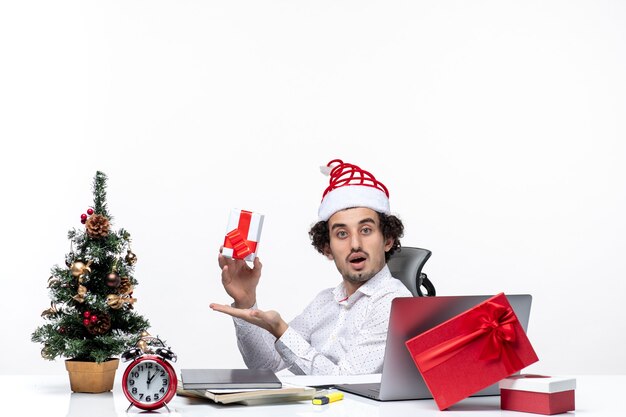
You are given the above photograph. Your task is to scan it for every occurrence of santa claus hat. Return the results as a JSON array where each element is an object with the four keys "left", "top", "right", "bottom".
[{"left": 318, "top": 159, "right": 390, "bottom": 221}]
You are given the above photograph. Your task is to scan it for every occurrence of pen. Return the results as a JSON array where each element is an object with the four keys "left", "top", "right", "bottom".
[{"left": 312, "top": 391, "right": 344, "bottom": 405}]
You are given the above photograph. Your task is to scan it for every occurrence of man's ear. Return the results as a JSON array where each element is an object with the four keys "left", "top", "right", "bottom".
[
  {"left": 323, "top": 244, "right": 334, "bottom": 260},
  {"left": 383, "top": 237, "right": 394, "bottom": 252}
]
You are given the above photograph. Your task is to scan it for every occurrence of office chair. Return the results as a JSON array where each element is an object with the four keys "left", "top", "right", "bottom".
[{"left": 387, "top": 246, "right": 435, "bottom": 297}]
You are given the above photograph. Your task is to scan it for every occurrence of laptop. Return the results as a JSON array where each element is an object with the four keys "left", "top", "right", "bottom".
[{"left": 336, "top": 294, "right": 533, "bottom": 401}]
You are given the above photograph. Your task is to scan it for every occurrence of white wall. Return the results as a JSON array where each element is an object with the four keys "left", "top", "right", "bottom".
[{"left": 1, "top": 1, "right": 624, "bottom": 375}]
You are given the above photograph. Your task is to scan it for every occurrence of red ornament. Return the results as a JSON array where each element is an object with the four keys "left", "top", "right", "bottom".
[
  {"left": 81, "top": 213, "right": 87, "bottom": 221},
  {"left": 81, "top": 218, "right": 87, "bottom": 224},
  {"left": 87, "top": 208, "right": 94, "bottom": 215},
  {"left": 83, "top": 311, "right": 91, "bottom": 318},
  {"left": 83, "top": 319, "right": 90, "bottom": 326},
  {"left": 90, "top": 315, "right": 98, "bottom": 323}
]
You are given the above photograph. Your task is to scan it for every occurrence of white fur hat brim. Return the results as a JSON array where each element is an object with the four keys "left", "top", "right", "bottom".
[{"left": 318, "top": 185, "right": 390, "bottom": 221}]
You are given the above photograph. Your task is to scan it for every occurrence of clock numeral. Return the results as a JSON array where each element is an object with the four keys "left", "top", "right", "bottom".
[
  {"left": 129, "top": 379, "right": 135, "bottom": 386},
  {"left": 131, "top": 371, "right": 139, "bottom": 378},
  {"left": 145, "top": 395, "right": 151, "bottom": 402},
  {"left": 132, "top": 387, "right": 138, "bottom": 394},
  {"left": 154, "top": 394, "right": 160, "bottom": 400},
  {"left": 160, "top": 387, "right": 165, "bottom": 393},
  {"left": 162, "top": 379, "right": 168, "bottom": 386}
]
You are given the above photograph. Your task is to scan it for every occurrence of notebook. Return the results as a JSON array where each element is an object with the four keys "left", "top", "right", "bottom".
[
  {"left": 336, "top": 294, "right": 533, "bottom": 401},
  {"left": 180, "top": 368, "right": 282, "bottom": 390},
  {"left": 176, "top": 380, "right": 315, "bottom": 405}
]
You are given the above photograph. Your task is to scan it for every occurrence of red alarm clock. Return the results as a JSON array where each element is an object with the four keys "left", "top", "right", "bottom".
[{"left": 121, "top": 333, "right": 177, "bottom": 411}]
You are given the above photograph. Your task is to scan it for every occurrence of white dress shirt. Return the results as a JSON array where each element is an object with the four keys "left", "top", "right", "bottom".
[{"left": 232, "top": 264, "right": 412, "bottom": 375}]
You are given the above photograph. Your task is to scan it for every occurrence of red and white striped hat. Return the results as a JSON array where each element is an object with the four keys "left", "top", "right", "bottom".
[{"left": 318, "top": 159, "right": 390, "bottom": 221}]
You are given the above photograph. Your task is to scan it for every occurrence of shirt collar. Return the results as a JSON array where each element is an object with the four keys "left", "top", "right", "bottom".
[{"left": 332, "top": 264, "right": 391, "bottom": 303}]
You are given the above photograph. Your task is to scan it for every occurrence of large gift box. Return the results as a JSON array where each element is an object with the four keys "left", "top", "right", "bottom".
[
  {"left": 222, "top": 209, "right": 264, "bottom": 261},
  {"left": 500, "top": 374, "right": 576, "bottom": 415},
  {"left": 405, "top": 292, "right": 539, "bottom": 410}
]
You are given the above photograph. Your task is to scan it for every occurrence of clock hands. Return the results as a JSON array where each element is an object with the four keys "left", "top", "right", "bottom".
[{"left": 147, "top": 369, "right": 158, "bottom": 386}]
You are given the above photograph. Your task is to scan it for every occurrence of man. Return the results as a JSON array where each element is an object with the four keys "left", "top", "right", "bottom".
[{"left": 210, "top": 159, "right": 411, "bottom": 375}]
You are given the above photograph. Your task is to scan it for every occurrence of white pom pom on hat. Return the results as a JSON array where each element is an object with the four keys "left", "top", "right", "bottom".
[{"left": 317, "top": 159, "right": 390, "bottom": 221}]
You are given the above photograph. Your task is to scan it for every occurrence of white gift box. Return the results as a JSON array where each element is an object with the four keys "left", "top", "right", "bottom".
[
  {"left": 499, "top": 374, "right": 576, "bottom": 415},
  {"left": 222, "top": 209, "right": 264, "bottom": 262}
]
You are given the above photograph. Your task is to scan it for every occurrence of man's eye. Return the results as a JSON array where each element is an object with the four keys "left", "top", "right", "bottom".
[
  {"left": 361, "top": 227, "right": 372, "bottom": 235},
  {"left": 337, "top": 231, "right": 348, "bottom": 238}
]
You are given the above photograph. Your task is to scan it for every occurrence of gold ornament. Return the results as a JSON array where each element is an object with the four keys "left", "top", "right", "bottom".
[
  {"left": 137, "top": 331, "right": 151, "bottom": 353},
  {"left": 73, "top": 284, "right": 87, "bottom": 303},
  {"left": 125, "top": 249, "right": 137, "bottom": 266},
  {"left": 106, "top": 293, "right": 137, "bottom": 310},
  {"left": 137, "top": 339, "right": 149, "bottom": 353},
  {"left": 118, "top": 277, "right": 133, "bottom": 295},
  {"left": 85, "top": 214, "right": 110, "bottom": 239},
  {"left": 70, "top": 260, "right": 93, "bottom": 279},
  {"left": 41, "top": 302, "right": 58, "bottom": 318},
  {"left": 133, "top": 332, "right": 168, "bottom": 355},
  {"left": 41, "top": 346, "right": 54, "bottom": 360},
  {"left": 47, "top": 276, "right": 60, "bottom": 288}
]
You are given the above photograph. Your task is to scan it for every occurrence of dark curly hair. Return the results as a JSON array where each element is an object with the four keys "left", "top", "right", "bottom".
[{"left": 308, "top": 211, "right": 404, "bottom": 262}]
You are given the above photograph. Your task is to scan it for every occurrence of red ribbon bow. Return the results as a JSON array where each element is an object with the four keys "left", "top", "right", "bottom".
[
  {"left": 224, "top": 210, "right": 257, "bottom": 259},
  {"left": 413, "top": 300, "right": 524, "bottom": 374}
]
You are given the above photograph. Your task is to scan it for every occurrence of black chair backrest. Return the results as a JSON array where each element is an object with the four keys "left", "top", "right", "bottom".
[{"left": 387, "top": 246, "right": 435, "bottom": 297}]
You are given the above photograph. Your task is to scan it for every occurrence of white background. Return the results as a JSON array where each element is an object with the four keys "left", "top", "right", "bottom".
[{"left": 1, "top": 1, "right": 624, "bottom": 376}]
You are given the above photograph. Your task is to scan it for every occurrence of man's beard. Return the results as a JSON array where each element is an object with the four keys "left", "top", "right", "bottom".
[{"left": 342, "top": 270, "right": 376, "bottom": 284}]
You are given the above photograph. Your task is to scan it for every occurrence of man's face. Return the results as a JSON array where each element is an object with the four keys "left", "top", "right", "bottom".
[{"left": 325, "top": 207, "right": 393, "bottom": 285}]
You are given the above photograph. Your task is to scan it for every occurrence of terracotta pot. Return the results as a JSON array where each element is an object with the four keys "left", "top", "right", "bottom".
[{"left": 65, "top": 358, "right": 119, "bottom": 393}]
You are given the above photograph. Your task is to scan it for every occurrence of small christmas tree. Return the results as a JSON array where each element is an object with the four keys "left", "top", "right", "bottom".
[{"left": 32, "top": 171, "right": 149, "bottom": 363}]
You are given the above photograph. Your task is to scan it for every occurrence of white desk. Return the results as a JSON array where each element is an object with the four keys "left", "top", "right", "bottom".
[{"left": 3, "top": 374, "right": 622, "bottom": 416}]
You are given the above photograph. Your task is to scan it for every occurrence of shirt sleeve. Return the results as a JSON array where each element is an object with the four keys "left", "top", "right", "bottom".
[
  {"left": 232, "top": 304, "right": 287, "bottom": 372},
  {"left": 274, "top": 291, "right": 397, "bottom": 375}
]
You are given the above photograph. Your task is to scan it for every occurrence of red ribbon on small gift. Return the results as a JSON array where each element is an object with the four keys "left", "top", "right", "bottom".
[
  {"left": 224, "top": 210, "right": 258, "bottom": 259},
  {"left": 412, "top": 300, "right": 524, "bottom": 375}
]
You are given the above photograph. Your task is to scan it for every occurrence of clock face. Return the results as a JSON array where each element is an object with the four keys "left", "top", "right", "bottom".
[{"left": 122, "top": 355, "right": 177, "bottom": 410}]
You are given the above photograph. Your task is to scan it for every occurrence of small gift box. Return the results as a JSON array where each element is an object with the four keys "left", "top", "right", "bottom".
[
  {"left": 500, "top": 374, "right": 576, "bottom": 415},
  {"left": 405, "top": 292, "right": 539, "bottom": 410},
  {"left": 222, "top": 209, "right": 264, "bottom": 261}
]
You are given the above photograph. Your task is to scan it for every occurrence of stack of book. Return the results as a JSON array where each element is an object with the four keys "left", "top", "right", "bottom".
[{"left": 177, "top": 368, "right": 316, "bottom": 405}]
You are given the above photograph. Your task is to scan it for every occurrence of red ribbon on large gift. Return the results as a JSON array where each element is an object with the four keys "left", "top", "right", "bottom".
[
  {"left": 413, "top": 300, "right": 524, "bottom": 375},
  {"left": 224, "top": 210, "right": 258, "bottom": 259}
]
